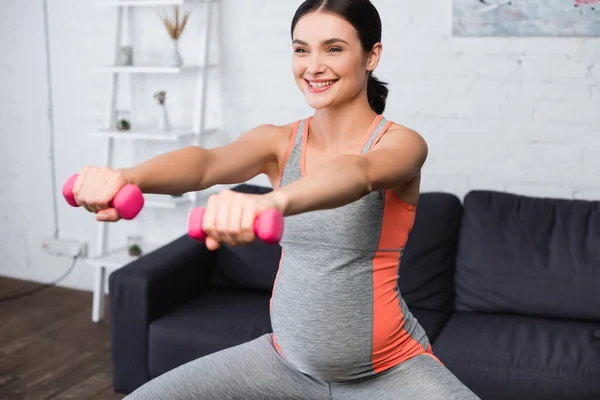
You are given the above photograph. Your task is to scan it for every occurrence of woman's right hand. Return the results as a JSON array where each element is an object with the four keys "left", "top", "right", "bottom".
[{"left": 72, "top": 166, "right": 130, "bottom": 222}]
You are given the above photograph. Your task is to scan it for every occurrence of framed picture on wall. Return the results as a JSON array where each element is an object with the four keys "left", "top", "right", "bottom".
[{"left": 452, "top": 0, "right": 600, "bottom": 37}]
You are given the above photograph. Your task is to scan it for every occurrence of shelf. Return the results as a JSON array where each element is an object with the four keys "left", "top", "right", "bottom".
[
  {"left": 91, "top": 127, "right": 218, "bottom": 141},
  {"left": 91, "top": 127, "right": 192, "bottom": 141},
  {"left": 95, "top": 0, "right": 202, "bottom": 7},
  {"left": 85, "top": 241, "right": 164, "bottom": 269},
  {"left": 96, "top": 64, "right": 215, "bottom": 74},
  {"left": 144, "top": 193, "right": 193, "bottom": 209}
]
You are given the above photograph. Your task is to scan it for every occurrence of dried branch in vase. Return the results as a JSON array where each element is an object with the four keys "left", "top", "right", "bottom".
[
  {"left": 154, "top": 91, "right": 166, "bottom": 105},
  {"left": 159, "top": 6, "right": 192, "bottom": 40}
]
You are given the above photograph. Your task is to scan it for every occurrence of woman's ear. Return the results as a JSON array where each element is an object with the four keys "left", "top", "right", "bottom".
[{"left": 366, "top": 42, "right": 382, "bottom": 72}]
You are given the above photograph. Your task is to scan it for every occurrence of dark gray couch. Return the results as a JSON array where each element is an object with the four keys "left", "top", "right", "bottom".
[{"left": 109, "top": 184, "right": 600, "bottom": 399}]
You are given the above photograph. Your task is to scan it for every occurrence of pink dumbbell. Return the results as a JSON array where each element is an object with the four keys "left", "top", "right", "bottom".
[
  {"left": 62, "top": 173, "right": 145, "bottom": 220},
  {"left": 188, "top": 207, "right": 284, "bottom": 245}
]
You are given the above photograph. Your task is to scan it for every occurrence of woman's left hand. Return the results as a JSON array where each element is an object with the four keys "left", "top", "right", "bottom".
[{"left": 201, "top": 189, "right": 287, "bottom": 251}]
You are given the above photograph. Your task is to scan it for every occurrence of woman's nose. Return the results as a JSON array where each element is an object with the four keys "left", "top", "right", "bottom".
[{"left": 306, "top": 53, "right": 326, "bottom": 75}]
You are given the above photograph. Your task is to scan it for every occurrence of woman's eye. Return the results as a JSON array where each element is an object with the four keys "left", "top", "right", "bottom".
[
  {"left": 294, "top": 48, "right": 307, "bottom": 53},
  {"left": 328, "top": 47, "right": 342, "bottom": 52}
]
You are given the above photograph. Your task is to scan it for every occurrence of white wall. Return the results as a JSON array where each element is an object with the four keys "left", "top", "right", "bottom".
[{"left": 1, "top": 0, "right": 599, "bottom": 292}]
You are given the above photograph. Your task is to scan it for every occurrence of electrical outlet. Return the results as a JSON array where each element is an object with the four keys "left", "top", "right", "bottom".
[{"left": 41, "top": 237, "right": 88, "bottom": 258}]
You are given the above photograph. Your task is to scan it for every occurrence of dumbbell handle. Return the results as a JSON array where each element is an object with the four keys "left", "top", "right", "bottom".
[
  {"left": 62, "top": 173, "right": 145, "bottom": 220},
  {"left": 188, "top": 207, "right": 284, "bottom": 245}
]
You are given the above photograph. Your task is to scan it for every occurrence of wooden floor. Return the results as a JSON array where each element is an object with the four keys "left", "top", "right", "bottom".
[{"left": 0, "top": 277, "right": 125, "bottom": 400}]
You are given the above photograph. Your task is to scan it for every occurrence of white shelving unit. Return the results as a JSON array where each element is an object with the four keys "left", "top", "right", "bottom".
[
  {"left": 95, "top": 63, "right": 216, "bottom": 73},
  {"left": 85, "top": 0, "right": 219, "bottom": 322},
  {"left": 92, "top": 127, "right": 195, "bottom": 141}
]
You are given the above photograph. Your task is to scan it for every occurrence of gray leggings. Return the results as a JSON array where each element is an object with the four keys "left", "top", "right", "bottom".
[{"left": 124, "top": 334, "right": 480, "bottom": 400}]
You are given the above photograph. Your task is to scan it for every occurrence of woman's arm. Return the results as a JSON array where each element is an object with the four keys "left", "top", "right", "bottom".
[
  {"left": 199, "top": 125, "right": 427, "bottom": 251},
  {"left": 74, "top": 124, "right": 290, "bottom": 222},
  {"left": 121, "top": 124, "right": 287, "bottom": 194},
  {"left": 268, "top": 126, "right": 428, "bottom": 216}
]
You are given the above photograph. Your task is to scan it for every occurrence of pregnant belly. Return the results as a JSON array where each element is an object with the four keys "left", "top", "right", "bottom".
[{"left": 270, "top": 262, "right": 377, "bottom": 381}]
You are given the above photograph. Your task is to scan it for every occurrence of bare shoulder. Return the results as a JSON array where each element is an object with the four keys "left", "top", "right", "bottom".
[
  {"left": 370, "top": 123, "right": 427, "bottom": 203},
  {"left": 247, "top": 122, "right": 295, "bottom": 153},
  {"left": 233, "top": 122, "right": 293, "bottom": 156},
  {"left": 373, "top": 122, "right": 428, "bottom": 159},
  {"left": 231, "top": 121, "right": 299, "bottom": 186}
]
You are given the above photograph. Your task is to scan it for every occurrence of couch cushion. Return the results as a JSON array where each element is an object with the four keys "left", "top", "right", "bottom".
[
  {"left": 210, "top": 241, "right": 281, "bottom": 293},
  {"left": 148, "top": 289, "right": 272, "bottom": 377},
  {"left": 432, "top": 312, "right": 600, "bottom": 400},
  {"left": 399, "top": 192, "right": 463, "bottom": 313},
  {"left": 455, "top": 190, "right": 600, "bottom": 321},
  {"left": 409, "top": 307, "right": 451, "bottom": 343}
]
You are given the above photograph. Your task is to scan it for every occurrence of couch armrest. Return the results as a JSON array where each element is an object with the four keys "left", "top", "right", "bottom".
[{"left": 108, "top": 234, "right": 217, "bottom": 394}]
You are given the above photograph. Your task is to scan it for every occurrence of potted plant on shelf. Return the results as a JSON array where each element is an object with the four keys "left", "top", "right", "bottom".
[
  {"left": 117, "top": 119, "right": 131, "bottom": 131},
  {"left": 127, "top": 236, "right": 143, "bottom": 257},
  {"left": 128, "top": 244, "right": 142, "bottom": 257},
  {"left": 116, "top": 110, "right": 131, "bottom": 131},
  {"left": 159, "top": 6, "right": 192, "bottom": 67}
]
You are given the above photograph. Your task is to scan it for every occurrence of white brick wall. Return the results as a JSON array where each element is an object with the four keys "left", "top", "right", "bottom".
[{"left": 1, "top": 0, "right": 599, "bottom": 291}]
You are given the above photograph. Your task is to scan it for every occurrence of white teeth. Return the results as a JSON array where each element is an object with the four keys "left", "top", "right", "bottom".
[{"left": 309, "top": 80, "right": 335, "bottom": 88}]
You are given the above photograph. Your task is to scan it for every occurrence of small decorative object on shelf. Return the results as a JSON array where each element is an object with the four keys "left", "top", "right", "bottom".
[
  {"left": 154, "top": 91, "right": 171, "bottom": 131},
  {"left": 127, "top": 235, "right": 143, "bottom": 257},
  {"left": 117, "top": 119, "right": 130, "bottom": 130},
  {"left": 117, "top": 45, "right": 133, "bottom": 66},
  {"left": 159, "top": 6, "right": 192, "bottom": 67},
  {"left": 128, "top": 244, "right": 142, "bottom": 257},
  {"left": 116, "top": 110, "right": 131, "bottom": 131}
]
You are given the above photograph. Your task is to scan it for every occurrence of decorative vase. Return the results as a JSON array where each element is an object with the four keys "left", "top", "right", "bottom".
[
  {"left": 167, "top": 39, "right": 183, "bottom": 67},
  {"left": 157, "top": 104, "right": 170, "bottom": 131},
  {"left": 117, "top": 46, "right": 133, "bottom": 66}
]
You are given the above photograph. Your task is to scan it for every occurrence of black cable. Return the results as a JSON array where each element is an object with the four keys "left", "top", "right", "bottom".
[{"left": 0, "top": 254, "right": 80, "bottom": 304}]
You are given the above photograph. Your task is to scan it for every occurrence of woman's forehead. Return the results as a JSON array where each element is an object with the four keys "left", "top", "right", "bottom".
[{"left": 292, "top": 12, "right": 357, "bottom": 42}]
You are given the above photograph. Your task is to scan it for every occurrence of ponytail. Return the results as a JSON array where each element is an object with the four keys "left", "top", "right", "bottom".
[{"left": 367, "top": 73, "right": 388, "bottom": 115}]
